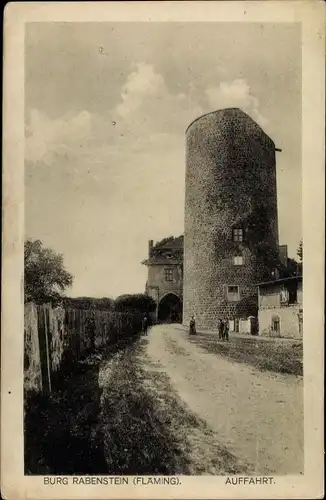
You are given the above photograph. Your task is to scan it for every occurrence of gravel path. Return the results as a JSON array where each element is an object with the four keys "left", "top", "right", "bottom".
[{"left": 146, "top": 324, "right": 303, "bottom": 475}]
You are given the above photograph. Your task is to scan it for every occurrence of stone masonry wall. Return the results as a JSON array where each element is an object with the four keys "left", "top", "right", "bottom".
[{"left": 184, "top": 109, "right": 279, "bottom": 329}]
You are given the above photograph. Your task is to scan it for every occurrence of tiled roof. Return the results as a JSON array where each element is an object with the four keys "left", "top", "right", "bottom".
[
  {"left": 142, "top": 257, "right": 182, "bottom": 266},
  {"left": 257, "top": 275, "right": 302, "bottom": 287},
  {"left": 154, "top": 235, "right": 184, "bottom": 250}
]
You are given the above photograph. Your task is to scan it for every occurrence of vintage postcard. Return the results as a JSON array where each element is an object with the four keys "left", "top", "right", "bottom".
[{"left": 1, "top": 1, "right": 325, "bottom": 499}]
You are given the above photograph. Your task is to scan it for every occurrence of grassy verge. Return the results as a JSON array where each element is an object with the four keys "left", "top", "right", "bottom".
[
  {"left": 100, "top": 339, "right": 251, "bottom": 475},
  {"left": 24, "top": 336, "right": 138, "bottom": 475},
  {"left": 188, "top": 334, "right": 302, "bottom": 376},
  {"left": 25, "top": 334, "right": 254, "bottom": 475}
]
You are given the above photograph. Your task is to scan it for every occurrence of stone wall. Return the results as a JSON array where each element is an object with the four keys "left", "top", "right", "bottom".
[{"left": 184, "top": 108, "right": 279, "bottom": 328}]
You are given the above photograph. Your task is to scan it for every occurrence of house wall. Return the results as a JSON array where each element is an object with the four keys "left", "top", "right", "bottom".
[
  {"left": 297, "top": 280, "right": 303, "bottom": 305},
  {"left": 258, "top": 283, "right": 281, "bottom": 308},
  {"left": 259, "top": 306, "right": 302, "bottom": 338},
  {"left": 258, "top": 280, "right": 303, "bottom": 338},
  {"left": 146, "top": 264, "right": 183, "bottom": 304}
]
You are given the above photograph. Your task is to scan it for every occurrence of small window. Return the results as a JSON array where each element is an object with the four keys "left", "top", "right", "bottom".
[
  {"left": 232, "top": 228, "right": 243, "bottom": 242},
  {"left": 226, "top": 285, "right": 240, "bottom": 302},
  {"left": 233, "top": 256, "right": 244, "bottom": 266},
  {"left": 165, "top": 268, "right": 173, "bottom": 281}
]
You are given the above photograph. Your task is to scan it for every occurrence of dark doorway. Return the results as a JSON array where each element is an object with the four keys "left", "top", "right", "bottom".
[
  {"left": 271, "top": 315, "right": 280, "bottom": 336},
  {"left": 158, "top": 294, "right": 182, "bottom": 323}
]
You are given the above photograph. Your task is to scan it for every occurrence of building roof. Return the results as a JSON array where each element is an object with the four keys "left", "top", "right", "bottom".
[
  {"left": 141, "top": 258, "right": 182, "bottom": 266},
  {"left": 185, "top": 108, "right": 276, "bottom": 149},
  {"left": 153, "top": 235, "right": 184, "bottom": 250},
  {"left": 257, "top": 275, "right": 302, "bottom": 287}
]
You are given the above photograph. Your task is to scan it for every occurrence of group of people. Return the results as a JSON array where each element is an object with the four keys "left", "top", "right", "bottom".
[
  {"left": 189, "top": 315, "right": 229, "bottom": 341},
  {"left": 144, "top": 313, "right": 230, "bottom": 340},
  {"left": 218, "top": 318, "right": 229, "bottom": 341}
]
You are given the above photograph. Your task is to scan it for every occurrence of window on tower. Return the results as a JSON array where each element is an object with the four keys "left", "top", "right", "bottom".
[
  {"left": 226, "top": 285, "right": 240, "bottom": 302},
  {"left": 233, "top": 256, "right": 244, "bottom": 266},
  {"left": 232, "top": 228, "right": 243, "bottom": 242},
  {"left": 165, "top": 268, "right": 173, "bottom": 281}
]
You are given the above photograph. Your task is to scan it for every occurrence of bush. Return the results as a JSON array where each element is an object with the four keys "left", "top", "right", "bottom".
[
  {"left": 114, "top": 294, "right": 157, "bottom": 314},
  {"left": 63, "top": 297, "right": 114, "bottom": 311}
]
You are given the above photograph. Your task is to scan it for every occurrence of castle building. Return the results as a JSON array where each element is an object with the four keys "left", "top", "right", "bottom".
[
  {"left": 142, "top": 235, "right": 288, "bottom": 328},
  {"left": 142, "top": 108, "right": 290, "bottom": 329},
  {"left": 142, "top": 237, "right": 183, "bottom": 323},
  {"left": 184, "top": 108, "right": 281, "bottom": 329}
]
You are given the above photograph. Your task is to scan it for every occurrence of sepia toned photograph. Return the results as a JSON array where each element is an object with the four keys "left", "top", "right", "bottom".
[
  {"left": 24, "top": 20, "right": 304, "bottom": 477},
  {"left": 1, "top": 2, "right": 324, "bottom": 499}
]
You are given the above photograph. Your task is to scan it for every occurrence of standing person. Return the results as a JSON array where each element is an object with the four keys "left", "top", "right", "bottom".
[
  {"left": 142, "top": 314, "right": 149, "bottom": 336},
  {"left": 189, "top": 315, "right": 196, "bottom": 336},
  {"left": 224, "top": 319, "right": 229, "bottom": 341},
  {"left": 218, "top": 318, "right": 224, "bottom": 340}
]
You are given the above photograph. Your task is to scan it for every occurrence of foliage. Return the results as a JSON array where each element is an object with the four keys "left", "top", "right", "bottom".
[
  {"left": 153, "top": 236, "right": 175, "bottom": 248},
  {"left": 151, "top": 235, "right": 184, "bottom": 261},
  {"left": 24, "top": 239, "right": 73, "bottom": 304},
  {"left": 63, "top": 297, "right": 114, "bottom": 311},
  {"left": 153, "top": 235, "right": 183, "bottom": 249},
  {"left": 115, "top": 294, "right": 157, "bottom": 314},
  {"left": 190, "top": 334, "right": 302, "bottom": 376},
  {"left": 297, "top": 240, "right": 303, "bottom": 263},
  {"left": 286, "top": 257, "right": 302, "bottom": 277}
]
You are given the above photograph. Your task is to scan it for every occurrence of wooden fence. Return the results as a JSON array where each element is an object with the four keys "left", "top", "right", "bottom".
[{"left": 24, "top": 302, "right": 142, "bottom": 395}]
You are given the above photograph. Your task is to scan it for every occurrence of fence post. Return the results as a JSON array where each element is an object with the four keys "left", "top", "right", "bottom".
[{"left": 37, "top": 305, "right": 52, "bottom": 394}]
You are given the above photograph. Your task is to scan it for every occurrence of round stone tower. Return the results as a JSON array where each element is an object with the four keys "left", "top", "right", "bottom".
[{"left": 183, "top": 108, "right": 279, "bottom": 329}]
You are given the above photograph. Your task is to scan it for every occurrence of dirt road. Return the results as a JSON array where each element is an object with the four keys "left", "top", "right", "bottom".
[{"left": 146, "top": 324, "right": 303, "bottom": 475}]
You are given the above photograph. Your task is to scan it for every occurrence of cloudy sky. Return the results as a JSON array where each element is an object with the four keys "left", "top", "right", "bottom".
[{"left": 25, "top": 22, "right": 301, "bottom": 298}]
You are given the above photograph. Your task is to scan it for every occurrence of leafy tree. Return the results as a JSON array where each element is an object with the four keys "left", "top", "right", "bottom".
[
  {"left": 114, "top": 294, "right": 157, "bottom": 314},
  {"left": 297, "top": 240, "right": 303, "bottom": 263},
  {"left": 286, "top": 240, "right": 303, "bottom": 277},
  {"left": 153, "top": 236, "right": 175, "bottom": 248},
  {"left": 24, "top": 239, "right": 73, "bottom": 304},
  {"left": 286, "top": 257, "right": 301, "bottom": 277},
  {"left": 153, "top": 235, "right": 183, "bottom": 249}
]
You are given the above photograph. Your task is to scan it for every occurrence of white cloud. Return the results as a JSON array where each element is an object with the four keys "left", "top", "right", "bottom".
[
  {"left": 25, "top": 62, "right": 204, "bottom": 167},
  {"left": 116, "top": 62, "right": 166, "bottom": 118},
  {"left": 25, "top": 109, "right": 95, "bottom": 165},
  {"left": 114, "top": 62, "right": 203, "bottom": 139},
  {"left": 26, "top": 67, "right": 273, "bottom": 297},
  {"left": 205, "top": 79, "right": 267, "bottom": 128}
]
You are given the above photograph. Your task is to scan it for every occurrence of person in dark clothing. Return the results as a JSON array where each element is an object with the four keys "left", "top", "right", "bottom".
[
  {"left": 223, "top": 319, "right": 229, "bottom": 341},
  {"left": 189, "top": 315, "right": 196, "bottom": 335},
  {"left": 218, "top": 319, "right": 224, "bottom": 340},
  {"left": 142, "top": 315, "right": 149, "bottom": 336}
]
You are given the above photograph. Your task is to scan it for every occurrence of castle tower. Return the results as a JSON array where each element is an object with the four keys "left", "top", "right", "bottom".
[{"left": 183, "top": 108, "right": 279, "bottom": 328}]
